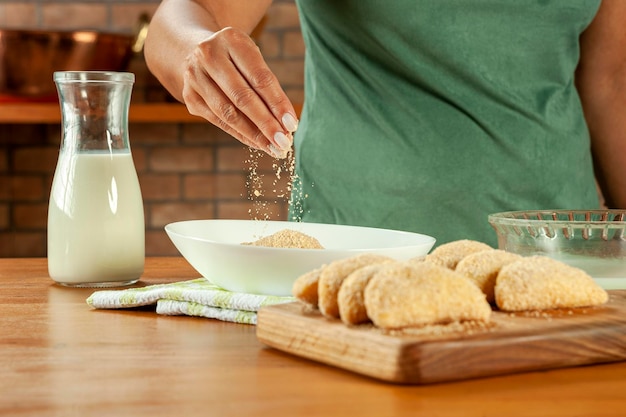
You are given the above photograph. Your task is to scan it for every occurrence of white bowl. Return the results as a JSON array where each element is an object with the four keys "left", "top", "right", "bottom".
[{"left": 165, "top": 220, "right": 436, "bottom": 296}]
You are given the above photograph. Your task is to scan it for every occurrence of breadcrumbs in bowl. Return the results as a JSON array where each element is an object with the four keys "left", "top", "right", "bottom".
[
  {"left": 165, "top": 219, "right": 436, "bottom": 296},
  {"left": 242, "top": 229, "right": 324, "bottom": 249},
  {"left": 488, "top": 209, "right": 626, "bottom": 290}
]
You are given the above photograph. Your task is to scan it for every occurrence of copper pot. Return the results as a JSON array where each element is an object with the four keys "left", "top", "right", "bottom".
[{"left": 0, "top": 14, "right": 149, "bottom": 102}]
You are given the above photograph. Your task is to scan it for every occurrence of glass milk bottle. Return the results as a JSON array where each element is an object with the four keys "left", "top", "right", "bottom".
[{"left": 48, "top": 71, "right": 144, "bottom": 287}]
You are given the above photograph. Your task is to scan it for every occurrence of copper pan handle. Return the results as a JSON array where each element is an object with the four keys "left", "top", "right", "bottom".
[{"left": 131, "top": 13, "right": 150, "bottom": 54}]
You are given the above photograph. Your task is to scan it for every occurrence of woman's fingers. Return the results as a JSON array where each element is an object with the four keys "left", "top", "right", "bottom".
[
  {"left": 227, "top": 29, "right": 299, "bottom": 131},
  {"left": 181, "top": 27, "right": 297, "bottom": 158}
]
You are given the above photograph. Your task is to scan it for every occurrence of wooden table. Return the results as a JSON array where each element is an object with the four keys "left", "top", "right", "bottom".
[{"left": 1, "top": 257, "right": 625, "bottom": 417}]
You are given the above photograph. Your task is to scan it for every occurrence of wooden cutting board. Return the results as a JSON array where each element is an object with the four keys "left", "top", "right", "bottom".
[{"left": 256, "top": 290, "right": 626, "bottom": 384}]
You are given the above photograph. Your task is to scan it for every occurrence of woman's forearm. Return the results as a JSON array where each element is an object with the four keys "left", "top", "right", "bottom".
[
  {"left": 576, "top": 0, "right": 626, "bottom": 208},
  {"left": 144, "top": 0, "right": 271, "bottom": 102},
  {"left": 583, "top": 87, "right": 626, "bottom": 208},
  {"left": 143, "top": 0, "right": 296, "bottom": 158}
]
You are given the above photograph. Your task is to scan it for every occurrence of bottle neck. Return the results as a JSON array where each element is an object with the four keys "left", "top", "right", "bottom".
[{"left": 55, "top": 74, "right": 133, "bottom": 153}]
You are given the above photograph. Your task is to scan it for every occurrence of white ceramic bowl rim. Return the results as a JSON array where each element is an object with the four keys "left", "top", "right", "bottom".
[{"left": 164, "top": 219, "right": 436, "bottom": 252}]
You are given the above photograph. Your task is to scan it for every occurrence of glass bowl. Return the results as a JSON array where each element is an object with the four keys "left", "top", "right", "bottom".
[{"left": 488, "top": 210, "right": 626, "bottom": 289}]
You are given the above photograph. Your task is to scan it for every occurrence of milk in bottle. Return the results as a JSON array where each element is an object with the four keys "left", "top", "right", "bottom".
[{"left": 48, "top": 71, "right": 144, "bottom": 287}]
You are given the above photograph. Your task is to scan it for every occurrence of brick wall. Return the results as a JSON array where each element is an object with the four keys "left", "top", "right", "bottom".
[{"left": 0, "top": 0, "right": 304, "bottom": 257}]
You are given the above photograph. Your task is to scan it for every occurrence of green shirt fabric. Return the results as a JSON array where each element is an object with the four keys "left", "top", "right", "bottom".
[{"left": 290, "top": 0, "right": 602, "bottom": 247}]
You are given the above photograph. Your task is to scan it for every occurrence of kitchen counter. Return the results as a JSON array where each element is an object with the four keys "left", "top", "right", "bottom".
[{"left": 1, "top": 257, "right": 625, "bottom": 416}]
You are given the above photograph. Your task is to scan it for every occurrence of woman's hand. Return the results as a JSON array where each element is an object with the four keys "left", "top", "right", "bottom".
[{"left": 181, "top": 27, "right": 298, "bottom": 158}]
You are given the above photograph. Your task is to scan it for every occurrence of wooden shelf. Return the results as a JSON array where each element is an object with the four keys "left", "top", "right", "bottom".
[
  {"left": 0, "top": 102, "right": 303, "bottom": 124},
  {"left": 0, "top": 103, "right": 205, "bottom": 124}
]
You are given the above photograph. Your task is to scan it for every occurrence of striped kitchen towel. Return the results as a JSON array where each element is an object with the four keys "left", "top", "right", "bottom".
[{"left": 86, "top": 278, "right": 295, "bottom": 325}]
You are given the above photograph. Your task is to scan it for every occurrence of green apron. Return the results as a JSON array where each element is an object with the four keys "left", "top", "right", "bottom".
[{"left": 290, "top": 0, "right": 601, "bottom": 247}]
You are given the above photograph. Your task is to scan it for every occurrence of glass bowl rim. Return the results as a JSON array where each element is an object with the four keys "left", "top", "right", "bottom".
[{"left": 488, "top": 209, "right": 626, "bottom": 228}]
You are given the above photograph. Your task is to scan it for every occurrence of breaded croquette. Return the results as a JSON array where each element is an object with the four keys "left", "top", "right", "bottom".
[
  {"left": 495, "top": 256, "right": 608, "bottom": 311},
  {"left": 318, "top": 253, "right": 393, "bottom": 318},
  {"left": 425, "top": 239, "right": 493, "bottom": 270},
  {"left": 364, "top": 262, "right": 491, "bottom": 329},
  {"left": 292, "top": 266, "right": 324, "bottom": 307},
  {"left": 337, "top": 262, "right": 396, "bottom": 325},
  {"left": 405, "top": 255, "right": 426, "bottom": 266},
  {"left": 455, "top": 249, "right": 523, "bottom": 304}
]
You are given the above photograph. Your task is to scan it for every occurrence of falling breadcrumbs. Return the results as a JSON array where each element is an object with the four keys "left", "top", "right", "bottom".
[{"left": 245, "top": 147, "right": 309, "bottom": 222}]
